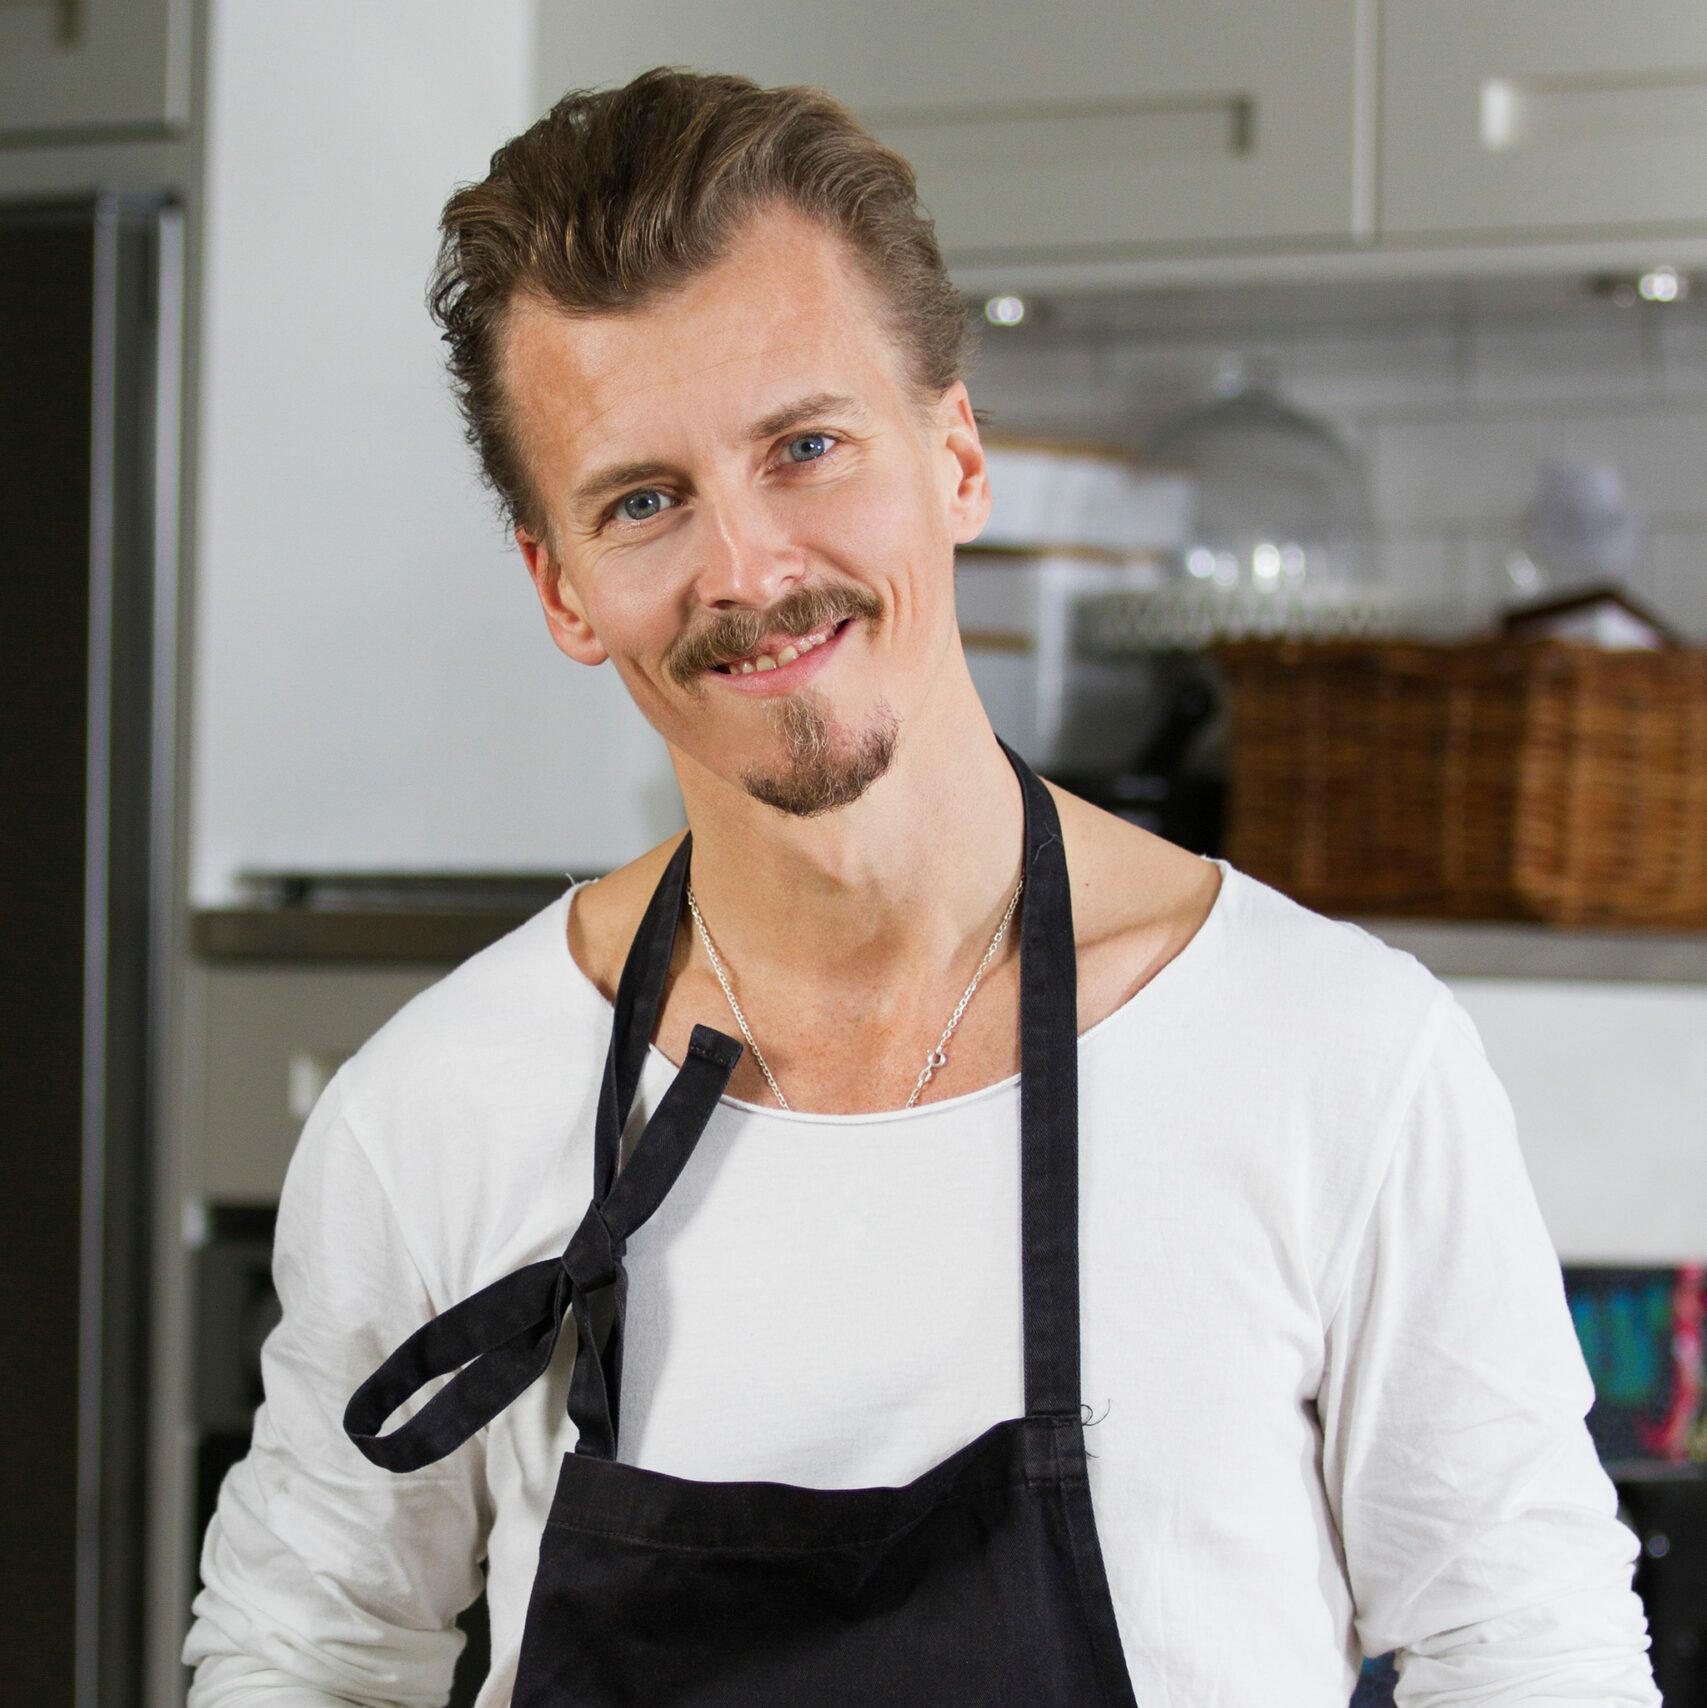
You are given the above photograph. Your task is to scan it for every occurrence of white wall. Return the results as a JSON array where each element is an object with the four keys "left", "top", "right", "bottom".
[{"left": 189, "top": 0, "right": 683, "bottom": 906}]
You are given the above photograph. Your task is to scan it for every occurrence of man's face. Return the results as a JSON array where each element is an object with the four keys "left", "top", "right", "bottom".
[{"left": 507, "top": 202, "right": 990, "bottom": 817}]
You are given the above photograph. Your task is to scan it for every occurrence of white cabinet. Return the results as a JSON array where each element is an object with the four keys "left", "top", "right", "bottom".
[
  {"left": 1382, "top": 0, "right": 1707, "bottom": 241},
  {"left": 191, "top": 961, "right": 442, "bottom": 1202},
  {"left": 0, "top": 0, "right": 190, "bottom": 137},
  {"left": 535, "top": 0, "right": 1369, "bottom": 257}
]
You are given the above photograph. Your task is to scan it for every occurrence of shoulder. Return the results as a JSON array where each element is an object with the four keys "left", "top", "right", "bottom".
[
  {"left": 305, "top": 886, "right": 628, "bottom": 1297},
  {"left": 322, "top": 886, "right": 610, "bottom": 1284},
  {"left": 1212, "top": 848, "right": 1450, "bottom": 1083},
  {"left": 1053, "top": 779, "right": 1448, "bottom": 1085},
  {"left": 342, "top": 890, "right": 583, "bottom": 1098},
  {"left": 1201, "top": 854, "right": 1458, "bottom": 1150},
  {"left": 563, "top": 830, "right": 687, "bottom": 1005},
  {"left": 1051, "top": 779, "right": 1442, "bottom": 1035}
]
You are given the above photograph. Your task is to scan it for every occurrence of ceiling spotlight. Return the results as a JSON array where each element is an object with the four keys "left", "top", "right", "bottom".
[
  {"left": 984, "top": 294, "right": 1026, "bottom": 327},
  {"left": 1638, "top": 266, "right": 1686, "bottom": 303},
  {"left": 1584, "top": 268, "right": 1693, "bottom": 307}
]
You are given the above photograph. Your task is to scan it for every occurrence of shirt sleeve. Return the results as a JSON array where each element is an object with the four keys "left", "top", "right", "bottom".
[
  {"left": 1316, "top": 989, "right": 1662, "bottom": 1705},
  {"left": 182, "top": 1072, "right": 494, "bottom": 1708}
]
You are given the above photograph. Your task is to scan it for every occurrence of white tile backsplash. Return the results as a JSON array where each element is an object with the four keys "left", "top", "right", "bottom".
[
  {"left": 1285, "top": 328, "right": 1461, "bottom": 418},
  {"left": 969, "top": 292, "right": 1707, "bottom": 642},
  {"left": 1529, "top": 403, "right": 1707, "bottom": 525},
  {"left": 1369, "top": 414, "right": 1544, "bottom": 531},
  {"left": 1650, "top": 529, "right": 1707, "bottom": 643},
  {"left": 965, "top": 337, "right": 1134, "bottom": 445},
  {"left": 1657, "top": 312, "right": 1707, "bottom": 400},
  {"left": 1379, "top": 532, "right": 1468, "bottom": 630},
  {"left": 1107, "top": 339, "right": 1292, "bottom": 436},
  {"left": 1466, "top": 315, "right": 1654, "bottom": 408}
]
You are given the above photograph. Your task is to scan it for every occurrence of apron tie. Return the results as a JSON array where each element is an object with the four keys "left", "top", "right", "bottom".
[{"left": 344, "top": 1022, "right": 743, "bottom": 1473}]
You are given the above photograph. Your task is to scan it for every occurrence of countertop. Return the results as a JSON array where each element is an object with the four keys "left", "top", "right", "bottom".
[{"left": 192, "top": 876, "right": 1707, "bottom": 981}]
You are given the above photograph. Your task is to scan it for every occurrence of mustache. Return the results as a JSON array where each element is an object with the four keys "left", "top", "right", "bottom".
[{"left": 668, "top": 583, "right": 884, "bottom": 685}]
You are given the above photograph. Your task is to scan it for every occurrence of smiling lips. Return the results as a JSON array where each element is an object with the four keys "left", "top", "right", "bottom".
[{"left": 712, "top": 618, "right": 848, "bottom": 675}]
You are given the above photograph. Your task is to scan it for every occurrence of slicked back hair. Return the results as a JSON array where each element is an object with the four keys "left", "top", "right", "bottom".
[{"left": 427, "top": 65, "right": 976, "bottom": 545}]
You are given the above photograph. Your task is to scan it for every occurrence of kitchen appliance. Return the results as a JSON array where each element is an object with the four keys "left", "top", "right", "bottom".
[
  {"left": 0, "top": 192, "right": 181, "bottom": 1708},
  {"left": 977, "top": 436, "right": 1194, "bottom": 557},
  {"left": 955, "top": 548, "right": 1179, "bottom": 776},
  {"left": 1044, "top": 653, "right": 1226, "bottom": 855}
]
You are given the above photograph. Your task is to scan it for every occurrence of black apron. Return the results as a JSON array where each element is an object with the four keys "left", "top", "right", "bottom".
[{"left": 344, "top": 738, "right": 1139, "bottom": 1706}]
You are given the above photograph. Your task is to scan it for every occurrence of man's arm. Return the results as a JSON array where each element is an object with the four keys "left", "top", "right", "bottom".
[
  {"left": 183, "top": 1073, "right": 493, "bottom": 1707},
  {"left": 1317, "top": 990, "right": 1661, "bottom": 1705}
]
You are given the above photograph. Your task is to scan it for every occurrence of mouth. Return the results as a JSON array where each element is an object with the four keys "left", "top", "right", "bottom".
[{"left": 706, "top": 617, "right": 855, "bottom": 693}]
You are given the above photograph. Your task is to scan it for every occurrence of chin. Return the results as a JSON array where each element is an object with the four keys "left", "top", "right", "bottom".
[{"left": 735, "top": 694, "right": 901, "bottom": 819}]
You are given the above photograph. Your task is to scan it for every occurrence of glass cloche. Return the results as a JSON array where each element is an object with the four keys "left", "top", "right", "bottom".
[{"left": 1142, "top": 352, "right": 1377, "bottom": 596}]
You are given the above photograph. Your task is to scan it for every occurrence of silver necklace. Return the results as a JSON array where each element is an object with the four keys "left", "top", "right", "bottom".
[{"left": 683, "top": 871, "right": 1024, "bottom": 1112}]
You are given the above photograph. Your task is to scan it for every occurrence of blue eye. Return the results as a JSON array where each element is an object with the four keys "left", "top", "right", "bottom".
[
  {"left": 615, "top": 488, "right": 675, "bottom": 524},
  {"left": 784, "top": 432, "right": 835, "bottom": 463}
]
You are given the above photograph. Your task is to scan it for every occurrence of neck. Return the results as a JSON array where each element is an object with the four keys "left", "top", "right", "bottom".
[{"left": 668, "top": 667, "right": 1025, "bottom": 1011}]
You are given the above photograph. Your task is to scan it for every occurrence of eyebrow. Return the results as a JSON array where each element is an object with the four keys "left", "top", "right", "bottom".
[{"left": 566, "top": 391, "right": 870, "bottom": 522}]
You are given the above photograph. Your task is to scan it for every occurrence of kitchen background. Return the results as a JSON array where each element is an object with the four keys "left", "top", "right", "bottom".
[{"left": 4, "top": 1, "right": 1706, "bottom": 1705}]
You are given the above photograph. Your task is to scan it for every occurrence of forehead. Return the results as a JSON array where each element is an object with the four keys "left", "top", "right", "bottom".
[{"left": 501, "top": 207, "right": 910, "bottom": 504}]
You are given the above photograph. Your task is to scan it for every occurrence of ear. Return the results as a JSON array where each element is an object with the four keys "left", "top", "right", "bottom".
[
  {"left": 936, "top": 381, "right": 992, "bottom": 548},
  {"left": 516, "top": 525, "right": 609, "bottom": 667}
]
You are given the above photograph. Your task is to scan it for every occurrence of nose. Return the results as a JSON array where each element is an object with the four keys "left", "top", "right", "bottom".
[{"left": 690, "top": 485, "right": 806, "bottom": 613}]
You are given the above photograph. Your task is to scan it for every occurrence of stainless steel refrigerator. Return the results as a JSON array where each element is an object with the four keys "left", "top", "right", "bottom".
[{"left": 0, "top": 190, "right": 181, "bottom": 1708}]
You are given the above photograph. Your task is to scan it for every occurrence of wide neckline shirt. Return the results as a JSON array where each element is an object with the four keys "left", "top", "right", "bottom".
[{"left": 183, "top": 855, "right": 1660, "bottom": 1706}]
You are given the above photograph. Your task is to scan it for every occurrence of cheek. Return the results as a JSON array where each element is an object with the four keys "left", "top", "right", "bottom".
[
  {"left": 813, "top": 463, "right": 943, "bottom": 573},
  {"left": 584, "top": 575, "right": 681, "bottom": 665}
]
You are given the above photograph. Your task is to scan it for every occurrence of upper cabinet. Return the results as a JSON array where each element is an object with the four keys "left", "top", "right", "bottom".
[
  {"left": 0, "top": 0, "right": 191, "bottom": 138},
  {"left": 534, "top": 0, "right": 1370, "bottom": 260},
  {"left": 1382, "top": 0, "right": 1707, "bottom": 241}
]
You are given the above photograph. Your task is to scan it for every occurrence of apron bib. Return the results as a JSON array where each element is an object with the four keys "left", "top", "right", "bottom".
[{"left": 346, "top": 738, "right": 1140, "bottom": 1706}]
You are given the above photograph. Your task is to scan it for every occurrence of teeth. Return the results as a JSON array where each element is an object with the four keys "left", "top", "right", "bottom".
[
  {"left": 717, "top": 628, "right": 837, "bottom": 672},
  {"left": 719, "top": 622, "right": 840, "bottom": 675}
]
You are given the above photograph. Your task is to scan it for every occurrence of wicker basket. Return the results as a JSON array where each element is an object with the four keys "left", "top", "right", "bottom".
[{"left": 1207, "top": 636, "right": 1707, "bottom": 925}]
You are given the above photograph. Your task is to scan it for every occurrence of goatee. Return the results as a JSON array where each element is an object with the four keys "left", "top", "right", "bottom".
[{"left": 739, "top": 691, "right": 899, "bottom": 817}]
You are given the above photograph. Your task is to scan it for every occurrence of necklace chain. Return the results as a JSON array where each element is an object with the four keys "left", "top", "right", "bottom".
[{"left": 684, "top": 871, "right": 1024, "bottom": 1112}]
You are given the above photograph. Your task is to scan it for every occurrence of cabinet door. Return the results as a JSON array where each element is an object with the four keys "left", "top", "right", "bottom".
[
  {"left": 196, "top": 964, "right": 441, "bottom": 1202},
  {"left": 535, "top": 0, "right": 1366, "bottom": 257},
  {"left": 0, "top": 0, "right": 190, "bottom": 137},
  {"left": 1382, "top": 0, "right": 1707, "bottom": 240}
]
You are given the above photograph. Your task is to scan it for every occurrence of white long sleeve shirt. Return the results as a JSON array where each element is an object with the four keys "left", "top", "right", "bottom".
[{"left": 182, "top": 855, "right": 1661, "bottom": 1706}]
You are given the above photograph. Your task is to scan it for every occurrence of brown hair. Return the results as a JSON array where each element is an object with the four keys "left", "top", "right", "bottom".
[{"left": 427, "top": 65, "right": 978, "bottom": 545}]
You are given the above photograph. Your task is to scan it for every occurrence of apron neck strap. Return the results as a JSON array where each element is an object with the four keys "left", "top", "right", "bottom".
[
  {"left": 593, "top": 831, "right": 696, "bottom": 1201},
  {"left": 1004, "top": 735, "right": 1085, "bottom": 1420},
  {"left": 582, "top": 736, "right": 1085, "bottom": 1454}
]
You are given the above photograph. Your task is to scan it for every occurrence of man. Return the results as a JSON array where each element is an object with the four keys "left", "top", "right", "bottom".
[{"left": 184, "top": 67, "right": 1661, "bottom": 1706}]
